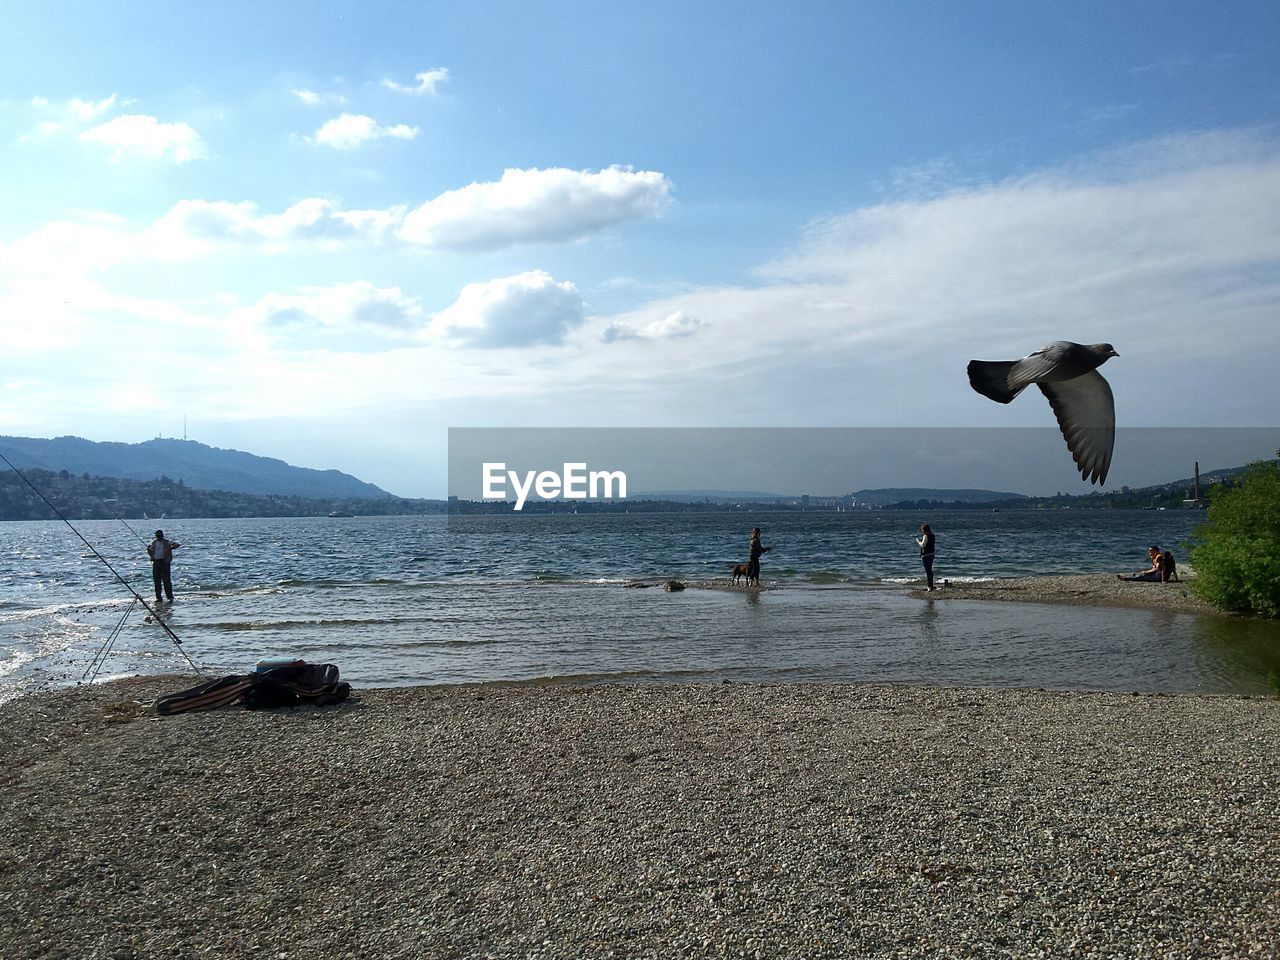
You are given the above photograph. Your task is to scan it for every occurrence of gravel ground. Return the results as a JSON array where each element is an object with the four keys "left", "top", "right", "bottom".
[
  {"left": 910, "top": 573, "right": 1219, "bottom": 616},
  {"left": 2, "top": 677, "right": 1278, "bottom": 959}
]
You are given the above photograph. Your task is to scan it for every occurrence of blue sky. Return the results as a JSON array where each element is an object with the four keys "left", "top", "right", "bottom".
[{"left": 2, "top": 1, "right": 1278, "bottom": 496}]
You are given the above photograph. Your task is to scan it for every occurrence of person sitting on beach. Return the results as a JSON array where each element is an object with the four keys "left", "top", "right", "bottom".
[{"left": 1118, "top": 545, "right": 1169, "bottom": 583}]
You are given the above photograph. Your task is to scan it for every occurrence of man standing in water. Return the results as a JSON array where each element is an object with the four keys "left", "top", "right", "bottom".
[
  {"left": 916, "top": 523, "right": 937, "bottom": 591},
  {"left": 747, "top": 527, "right": 771, "bottom": 587},
  {"left": 147, "top": 529, "right": 181, "bottom": 602}
]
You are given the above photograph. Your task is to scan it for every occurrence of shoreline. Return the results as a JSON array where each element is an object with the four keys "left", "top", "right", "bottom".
[
  {"left": 4, "top": 677, "right": 1277, "bottom": 957},
  {"left": 908, "top": 571, "right": 1222, "bottom": 616}
]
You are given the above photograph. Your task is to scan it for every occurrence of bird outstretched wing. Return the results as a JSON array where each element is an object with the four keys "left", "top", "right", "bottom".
[
  {"left": 1007, "top": 343, "right": 1071, "bottom": 393},
  {"left": 1037, "top": 370, "right": 1115, "bottom": 485}
]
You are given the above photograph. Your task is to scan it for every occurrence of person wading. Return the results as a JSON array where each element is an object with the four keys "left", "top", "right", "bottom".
[
  {"left": 147, "top": 529, "right": 181, "bottom": 602},
  {"left": 747, "top": 527, "right": 771, "bottom": 587},
  {"left": 916, "top": 523, "right": 937, "bottom": 591}
]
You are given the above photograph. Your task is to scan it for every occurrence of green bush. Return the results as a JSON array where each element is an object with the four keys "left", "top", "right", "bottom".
[{"left": 1190, "top": 458, "right": 1280, "bottom": 617}]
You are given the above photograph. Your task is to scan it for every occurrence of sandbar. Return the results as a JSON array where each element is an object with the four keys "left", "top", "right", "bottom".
[{"left": 910, "top": 572, "right": 1220, "bottom": 616}]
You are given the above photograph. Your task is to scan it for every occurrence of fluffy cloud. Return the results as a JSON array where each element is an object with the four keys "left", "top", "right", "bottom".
[
  {"left": 152, "top": 198, "right": 405, "bottom": 246},
  {"left": 79, "top": 114, "right": 205, "bottom": 162},
  {"left": 383, "top": 68, "right": 449, "bottom": 95},
  {"left": 236, "top": 281, "right": 423, "bottom": 334},
  {"left": 1, "top": 217, "right": 133, "bottom": 275},
  {"left": 3, "top": 164, "right": 670, "bottom": 270},
  {"left": 25, "top": 93, "right": 120, "bottom": 138},
  {"left": 399, "top": 165, "right": 672, "bottom": 250},
  {"left": 602, "top": 310, "right": 704, "bottom": 342},
  {"left": 67, "top": 94, "right": 119, "bottom": 121},
  {"left": 313, "top": 113, "right": 418, "bottom": 150},
  {"left": 431, "top": 271, "right": 584, "bottom": 347}
]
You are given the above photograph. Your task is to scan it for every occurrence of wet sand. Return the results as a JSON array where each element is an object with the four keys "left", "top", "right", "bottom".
[{"left": 910, "top": 572, "right": 1219, "bottom": 616}]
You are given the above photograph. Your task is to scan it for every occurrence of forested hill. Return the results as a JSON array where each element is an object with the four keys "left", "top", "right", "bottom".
[
  {"left": 0, "top": 436, "right": 388, "bottom": 499},
  {"left": 0, "top": 469, "right": 444, "bottom": 521}
]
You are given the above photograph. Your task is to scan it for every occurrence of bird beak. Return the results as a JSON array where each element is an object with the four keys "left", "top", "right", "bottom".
[{"left": 1110, "top": 349, "right": 1120, "bottom": 357}]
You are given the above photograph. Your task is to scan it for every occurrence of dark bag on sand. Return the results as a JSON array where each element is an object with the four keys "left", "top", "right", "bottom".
[
  {"left": 155, "top": 674, "right": 253, "bottom": 716},
  {"left": 242, "top": 662, "right": 352, "bottom": 710},
  {"left": 155, "top": 662, "right": 350, "bottom": 714}
]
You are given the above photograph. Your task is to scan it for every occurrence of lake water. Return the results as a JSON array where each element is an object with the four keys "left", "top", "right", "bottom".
[{"left": 2, "top": 511, "right": 1278, "bottom": 701}]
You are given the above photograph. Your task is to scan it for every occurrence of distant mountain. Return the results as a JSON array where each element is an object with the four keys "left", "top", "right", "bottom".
[
  {"left": 0, "top": 436, "right": 390, "bottom": 499},
  {"left": 851, "top": 487, "right": 1029, "bottom": 507}
]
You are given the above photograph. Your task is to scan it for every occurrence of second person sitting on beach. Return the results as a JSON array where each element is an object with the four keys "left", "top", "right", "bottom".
[
  {"left": 747, "top": 527, "right": 771, "bottom": 587},
  {"left": 1118, "top": 545, "right": 1177, "bottom": 583}
]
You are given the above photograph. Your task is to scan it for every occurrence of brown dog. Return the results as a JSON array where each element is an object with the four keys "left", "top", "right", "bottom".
[{"left": 730, "top": 563, "right": 751, "bottom": 585}]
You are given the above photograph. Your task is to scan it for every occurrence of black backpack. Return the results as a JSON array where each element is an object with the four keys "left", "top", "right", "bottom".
[{"left": 242, "top": 662, "right": 352, "bottom": 709}]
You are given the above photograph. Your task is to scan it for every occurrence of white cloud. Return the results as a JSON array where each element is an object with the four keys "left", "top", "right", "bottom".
[
  {"left": 602, "top": 310, "right": 704, "bottom": 342},
  {"left": 383, "top": 68, "right": 450, "bottom": 95},
  {"left": 292, "top": 88, "right": 348, "bottom": 107},
  {"left": 152, "top": 198, "right": 405, "bottom": 247},
  {"left": 24, "top": 93, "right": 119, "bottom": 140},
  {"left": 0, "top": 198, "right": 406, "bottom": 279},
  {"left": 235, "top": 281, "right": 423, "bottom": 336},
  {"left": 400, "top": 165, "right": 672, "bottom": 250},
  {"left": 6, "top": 130, "right": 1277, "bottom": 445},
  {"left": 68, "top": 94, "right": 118, "bottom": 121},
  {"left": 1, "top": 214, "right": 144, "bottom": 278},
  {"left": 431, "top": 271, "right": 585, "bottom": 347},
  {"left": 79, "top": 114, "right": 206, "bottom": 162},
  {"left": 312, "top": 113, "right": 418, "bottom": 150},
  {"left": 556, "top": 131, "right": 1280, "bottom": 427}
]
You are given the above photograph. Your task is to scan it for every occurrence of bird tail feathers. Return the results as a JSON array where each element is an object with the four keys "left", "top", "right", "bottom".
[{"left": 967, "top": 360, "right": 1027, "bottom": 404}]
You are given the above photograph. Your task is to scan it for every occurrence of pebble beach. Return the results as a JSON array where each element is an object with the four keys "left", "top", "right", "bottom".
[{"left": 3, "top": 675, "right": 1278, "bottom": 959}]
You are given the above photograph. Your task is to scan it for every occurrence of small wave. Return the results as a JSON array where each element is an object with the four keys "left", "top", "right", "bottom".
[
  {"left": 531, "top": 572, "right": 572, "bottom": 583},
  {"left": 797, "top": 571, "right": 860, "bottom": 585},
  {"left": 880, "top": 575, "right": 997, "bottom": 585},
  {"left": 0, "top": 648, "right": 36, "bottom": 679},
  {"left": 206, "top": 617, "right": 396, "bottom": 632}
]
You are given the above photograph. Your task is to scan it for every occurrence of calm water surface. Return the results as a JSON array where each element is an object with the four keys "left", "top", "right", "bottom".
[{"left": 2, "top": 512, "right": 1277, "bottom": 700}]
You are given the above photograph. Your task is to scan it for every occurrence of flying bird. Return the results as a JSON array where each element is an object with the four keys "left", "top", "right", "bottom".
[{"left": 967, "top": 341, "right": 1119, "bottom": 485}]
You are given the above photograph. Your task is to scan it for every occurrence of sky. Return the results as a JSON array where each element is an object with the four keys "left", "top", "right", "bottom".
[{"left": 2, "top": 1, "right": 1278, "bottom": 497}]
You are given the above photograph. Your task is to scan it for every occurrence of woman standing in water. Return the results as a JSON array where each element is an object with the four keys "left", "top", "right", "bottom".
[
  {"left": 915, "top": 523, "right": 936, "bottom": 591},
  {"left": 747, "top": 527, "right": 771, "bottom": 587}
]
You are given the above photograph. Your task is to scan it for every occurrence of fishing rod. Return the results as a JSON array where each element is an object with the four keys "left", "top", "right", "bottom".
[
  {"left": 0, "top": 453, "right": 203, "bottom": 676},
  {"left": 82, "top": 597, "right": 140, "bottom": 684}
]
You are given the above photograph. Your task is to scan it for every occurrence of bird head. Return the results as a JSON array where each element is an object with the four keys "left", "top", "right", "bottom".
[{"left": 1093, "top": 343, "right": 1119, "bottom": 359}]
